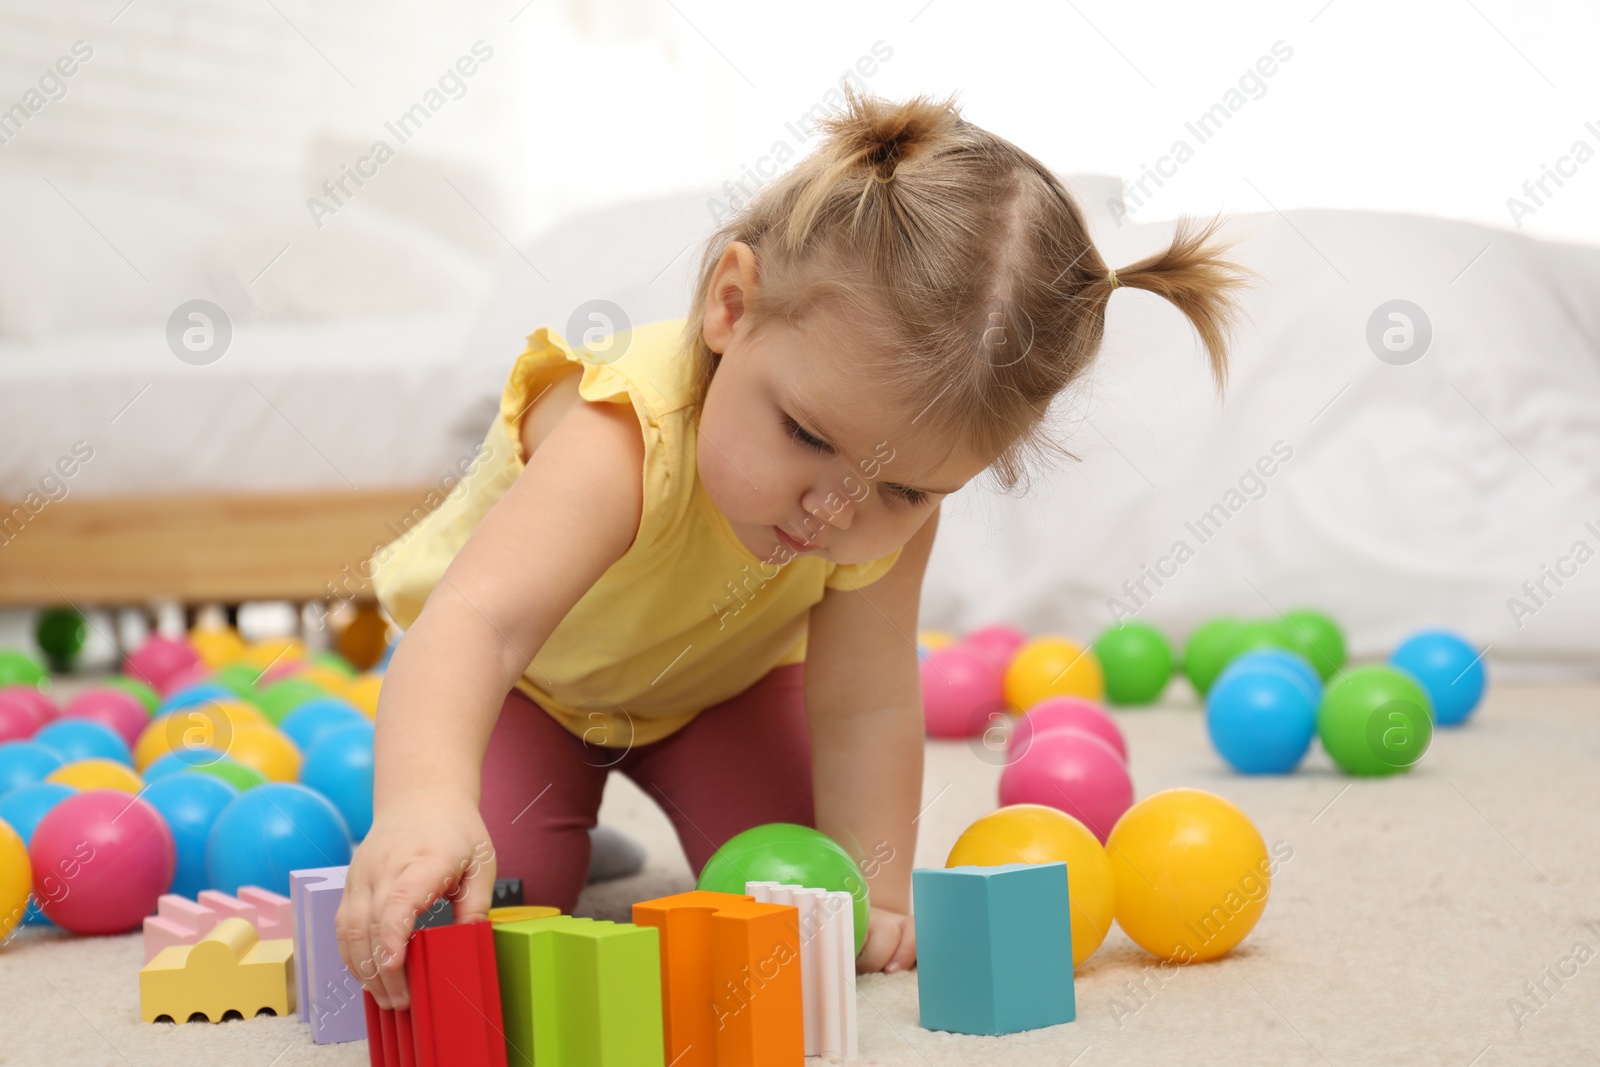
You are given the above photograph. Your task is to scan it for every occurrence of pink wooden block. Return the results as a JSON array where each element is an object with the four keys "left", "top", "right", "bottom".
[
  {"left": 237, "top": 886, "right": 293, "bottom": 941},
  {"left": 198, "top": 889, "right": 259, "bottom": 926},
  {"left": 142, "top": 895, "right": 219, "bottom": 963}
]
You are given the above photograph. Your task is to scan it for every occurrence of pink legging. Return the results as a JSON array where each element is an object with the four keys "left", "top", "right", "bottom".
[{"left": 479, "top": 663, "right": 815, "bottom": 913}]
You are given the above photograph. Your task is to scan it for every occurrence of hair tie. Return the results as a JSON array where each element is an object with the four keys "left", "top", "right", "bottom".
[
  {"left": 872, "top": 170, "right": 895, "bottom": 184},
  {"left": 1107, "top": 267, "right": 1121, "bottom": 290}
]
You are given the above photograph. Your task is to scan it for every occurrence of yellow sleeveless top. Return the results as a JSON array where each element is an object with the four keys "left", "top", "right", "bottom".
[{"left": 372, "top": 317, "right": 903, "bottom": 747}]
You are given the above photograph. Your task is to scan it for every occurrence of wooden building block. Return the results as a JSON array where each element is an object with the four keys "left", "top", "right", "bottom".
[
  {"left": 745, "top": 881, "right": 858, "bottom": 1061},
  {"left": 237, "top": 885, "right": 292, "bottom": 940},
  {"left": 143, "top": 894, "right": 218, "bottom": 963},
  {"left": 493, "top": 914, "right": 663, "bottom": 1067},
  {"left": 364, "top": 920, "right": 506, "bottom": 1067},
  {"left": 141, "top": 885, "right": 294, "bottom": 962},
  {"left": 632, "top": 890, "right": 803, "bottom": 1067},
  {"left": 139, "top": 917, "right": 295, "bottom": 1023},
  {"left": 912, "top": 862, "right": 1075, "bottom": 1036},
  {"left": 290, "top": 865, "right": 367, "bottom": 1044}
]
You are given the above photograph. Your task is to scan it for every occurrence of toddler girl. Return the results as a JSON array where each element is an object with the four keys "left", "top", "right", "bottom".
[{"left": 336, "top": 85, "right": 1250, "bottom": 1010}]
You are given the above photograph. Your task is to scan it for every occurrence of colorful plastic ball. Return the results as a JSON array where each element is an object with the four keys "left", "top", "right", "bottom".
[
  {"left": 344, "top": 674, "right": 383, "bottom": 718},
  {"left": 30, "top": 789, "right": 176, "bottom": 935},
  {"left": 279, "top": 698, "right": 367, "bottom": 755},
  {"left": 0, "top": 685, "right": 57, "bottom": 728},
  {"left": 309, "top": 651, "right": 357, "bottom": 678},
  {"left": 188, "top": 627, "right": 245, "bottom": 669},
  {"left": 0, "top": 650, "right": 47, "bottom": 689},
  {"left": 697, "top": 823, "right": 869, "bottom": 955},
  {"left": 1318, "top": 665, "right": 1433, "bottom": 776},
  {"left": 1107, "top": 788, "right": 1272, "bottom": 962},
  {"left": 205, "top": 782, "right": 351, "bottom": 896},
  {"left": 1004, "top": 636, "right": 1106, "bottom": 710},
  {"left": 963, "top": 624, "right": 1029, "bottom": 673},
  {"left": 33, "top": 718, "right": 133, "bottom": 767},
  {"left": 47, "top": 758, "right": 144, "bottom": 794},
  {"left": 1216, "top": 649, "right": 1321, "bottom": 703},
  {"left": 240, "top": 637, "right": 308, "bottom": 671},
  {"left": 259, "top": 659, "right": 306, "bottom": 687},
  {"left": 1206, "top": 666, "right": 1318, "bottom": 774},
  {"left": 255, "top": 678, "right": 325, "bottom": 726},
  {"left": 947, "top": 804, "right": 1115, "bottom": 966},
  {"left": 998, "top": 728, "right": 1132, "bottom": 843},
  {"left": 916, "top": 630, "right": 959, "bottom": 653},
  {"left": 35, "top": 608, "right": 87, "bottom": 671},
  {"left": 920, "top": 646, "right": 1004, "bottom": 738},
  {"left": 211, "top": 663, "right": 263, "bottom": 700},
  {"left": 157, "top": 663, "right": 212, "bottom": 699},
  {"left": 1009, "top": 697, "right": 1126, "bottom": 762},
  {"left": 0, "top": 697, "right": 42, "bottom": 745},
  {"left": 1390, "top": 629, "right": 1486, "bottom": 726},
  {"left": 134, "top": 701, "right": 264, "bottom": 771},
  {"left": 102, "top": 676, "right": 160, "bottom": 715},
  {"left": 1182, "top": 617, "right": 1244, "bottom": 695},
  {"left": 1092, "top": 622, "right": 1174, "bottom": 706},
  {"left": 190, "top": 756, "right": 269, "bottom": 793},
  {"left": 143, "top": 773, "right": 239, "bottom": 899},
  {"left": 0, "top": 782, "right": 74, "bottom": 924},
  {"left": 123, "top": 635, "right": 200, "bottom": 693},
  {"left": 0, "top": 817, "right": 30, "bottom": 940},
  {"left": 300, "top": 721, "right": 375, "bottom": 840},
  {"left": 1281, "top": 609, "right": 1345, "bottom": 681},
  {"left": 62, "top": 688, "right": 149, "bottom": 749},
  {"left": 0, "top": 742, "right": 65, "bottom": 796},
  {"left": 223, "top": 721, "right": 302, "bottom": 782},
  {"left": 158, "top": 682, "right": 238, "bottom": 714}
]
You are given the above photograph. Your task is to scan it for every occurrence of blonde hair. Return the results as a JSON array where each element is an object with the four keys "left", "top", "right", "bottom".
[{"left": 681, "top": 85, "right": 1254, "bottom": 493}]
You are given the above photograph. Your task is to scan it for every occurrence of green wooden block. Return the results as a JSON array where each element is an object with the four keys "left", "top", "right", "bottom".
[{"left": 494, "top": 915, "right": 665, "bottom": 1067}]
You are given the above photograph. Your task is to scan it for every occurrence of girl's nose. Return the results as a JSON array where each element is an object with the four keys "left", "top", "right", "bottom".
[{"left": 802, "top": 483, "right": 856, "bottom": 532}]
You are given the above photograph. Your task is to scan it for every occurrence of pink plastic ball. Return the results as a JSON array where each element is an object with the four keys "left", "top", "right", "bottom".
[
  {"left": 1011, "top": 696, "right": 1127, "bottom": 763},
  {"left": 963, "top": 624, "right": 1029, "bottom": 673},
  {"left": 920, "top": 645, "right": 1004, "bottom": 738},
  {"left": 62, "top": 689, "right": 150, "bottom": 749},
  {"left": 258, "top": 659, "right": 306, "bottom": 686},
  {"left": 0, "top": 702, "right": 39, "bottom": 743},
  {"left": 0, "top": 686, "right": 57, "bottom": 729},
  {"left": 156, "top": 662, "right": 212, "bottom": 699},
  {"left": 998, "top": 728, "right": 1134, "bottom": 844},
  {"left": 123, "top": 636, "right": 201, "bottom": 693},
  {"left": 29, "top": 789, "right": 175, "bottom": 935}
]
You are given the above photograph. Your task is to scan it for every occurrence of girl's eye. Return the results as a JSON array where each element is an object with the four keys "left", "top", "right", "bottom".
[
  {"left": 783, "top": 415, "right": 832, "bottom": 454},
  {"left": 885, "top": 484, "right": 929, "bottom": 507}
]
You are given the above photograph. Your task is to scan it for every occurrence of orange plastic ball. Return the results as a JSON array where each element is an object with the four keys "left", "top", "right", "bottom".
[
  {"left": 48, "top": 759, "right": 144, "bottom": 794},
  {"left": 1004, "top": 636, "right": 1106, "bottom": 710},
  {"left": 223, "top": 721, "right": 302, "bottom": 782},
  {"left": 188, "top": 627, "right": 245, "bottom": 669},
  {"left": 133, "top": 701, "right": 264, "bottom": 770},
  {"left": 0, "top": 819, "right": 31, "bottom": 940}
]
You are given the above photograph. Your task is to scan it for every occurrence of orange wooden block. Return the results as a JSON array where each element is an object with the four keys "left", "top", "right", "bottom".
[{"left": 632, "top": 890, "right": 803, "bottom": 1067}]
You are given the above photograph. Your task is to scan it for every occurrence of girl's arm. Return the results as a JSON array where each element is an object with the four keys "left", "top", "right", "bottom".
[
  {"left": 337, "top": 379, "right": 645, "bottom": 1011},
  {"left": 803, "top": 502, "right": 941, "bottom": 973}
]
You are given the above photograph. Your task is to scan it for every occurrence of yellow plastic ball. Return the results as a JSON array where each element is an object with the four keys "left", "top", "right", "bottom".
[
  {"left": 133, "top": 701, "right": 265, "bottom": 770},
  {"left": 0, "top": 818, "right": 31, "bottom": 940},
  {"left": 1106, "top": 788, "right": 1272, "bottom": 963},
  {"left": 225, "top": 721, "right": 302, "bottom": 782},
  {"left": 947, "top": 804, "right": 1115, "bottom": 966},
  {"left": 1003, "top": 636, "right": 1106, "bottom": 710},
  {"left": 917, "top": 629, "right": 959, "bottom": 652},
  {"left": 344, "top": 674, "right": 383, "bottom": 718},
  {"left": 295, "top": 666, "right": 351, "bottom": 696},
  {"left": 47, "top": 759, "right": 144, "bottom": 794},
  {"left": 189, "top": 627, "right": 245, "bottom": 668},
  {"left": 240, "top": 637, "right": 307, "bottom": 670}
]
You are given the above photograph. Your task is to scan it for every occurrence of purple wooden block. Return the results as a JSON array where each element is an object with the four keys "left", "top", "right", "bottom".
[{"left": 290, "top": 865, "right": 367, "bottom": 1044}]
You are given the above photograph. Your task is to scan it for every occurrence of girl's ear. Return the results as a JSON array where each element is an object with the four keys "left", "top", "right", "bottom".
[{"left": 702, "top": 241, "right": 758, "bottom": 354}]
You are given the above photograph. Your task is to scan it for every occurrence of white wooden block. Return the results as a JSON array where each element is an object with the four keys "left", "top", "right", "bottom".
[{"left": 746, "top": 880, "right": 859, "bottom": 1061}]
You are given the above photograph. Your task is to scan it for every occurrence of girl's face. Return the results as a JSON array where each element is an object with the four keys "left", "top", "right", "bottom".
[{"left": 697, "top": 242, "right": 989, "bottom": 567}]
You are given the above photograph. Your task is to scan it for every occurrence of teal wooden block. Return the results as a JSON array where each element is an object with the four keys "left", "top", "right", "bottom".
[{"left": 911, "top": 862, "right": 1075, "bottom": 1035}]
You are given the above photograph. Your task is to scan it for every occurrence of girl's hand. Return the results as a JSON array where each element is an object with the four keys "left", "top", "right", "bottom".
[
  {"left": 335, "top": 787, "right": 497, "bottom": 1011},
  {"left": 856, "top": 906, "right": 917, "bottom": 974}
]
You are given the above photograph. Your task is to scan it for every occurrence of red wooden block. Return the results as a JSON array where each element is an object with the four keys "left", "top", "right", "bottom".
[{"left": 363, "top": 921, "right": 506, "bottom": 1067}]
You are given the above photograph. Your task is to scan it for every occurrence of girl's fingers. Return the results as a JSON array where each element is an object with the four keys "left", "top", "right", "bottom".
[
  {"left": 374, "top": 858, "right": 462, "bottom": 1010},
  {"left": 885, "top": 916, "right": 916, "bottom": 973},
  {"left": 854, "top": 911, "right": 898, "bottom": 974},
  {"left": 336, "top": 881, "right": 385, "bottom": 1009},
  {"left": 450, "top": 847, "right": 498, "bottom": 924}
]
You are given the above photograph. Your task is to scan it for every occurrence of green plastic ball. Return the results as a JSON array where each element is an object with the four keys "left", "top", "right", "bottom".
[
  {"left": 696, "top": 823, "right": 869, "bottom": 955},
  {"left": 1317, "top": 665, "right": 1432, "bottom": 776},
  {"left": 309, "top": 651, "right": 358, "bottom": 678},
  {"left": 190, "top": 757, "right": 269, "bottom": 792},
  {"left": 1182, "top": 618, "right": 1243, "bottom": 695},
  {"left": 254, "top": 678, "right": 325, "bottom": 725},
  {"left": 35, "top": 608, "right": 87, "bottom": 671},
  {"left": 0, "top": 649, "right": 47, "bottom": 689},
  {"left": 213, "top": 663, "right": 263, "bottom": 699},
  {"left": 1225, "top": 620, "right": 1297, "bottom": 662},
  {"left": 1281, "top": 609, "right": 1346, "bottom": 681},
  {"left": 103, "top": 675, "right": 161, "bottom": 714},
  {"left": 1092, "top": 622, "right": 1174, "bottom": 705}
]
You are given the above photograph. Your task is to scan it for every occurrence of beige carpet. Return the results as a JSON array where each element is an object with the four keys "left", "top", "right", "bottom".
[{"left": 3, "top": 679, "right": 1598, "bottom": 1067}]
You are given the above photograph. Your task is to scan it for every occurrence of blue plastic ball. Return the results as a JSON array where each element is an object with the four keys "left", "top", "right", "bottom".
[
  {"left": 1216, "top": 648, "right": 1322, "bottom": 702},
  {"left": 32, "top": 718, "right": 133, "bottom": 766},
  {"left": 1391, "top": 629, "right": 1486, "bottom": 726},
  {"left": 279, "top": 698, "right": 367, "bottom": 756},
  {"left": 144, "top": 773, "right": 239, "bottom": 899},
  {"left": 157, "top": 682, "right": 237, "bottom": 714},
  {"left": 0, "top": 781, "right": 76, "bottom": 924},
  {"left": 143, "top": 750, "right": 220, "bottom": 781},
  {"left": 1206, "top": 664, "right": 1318, "bottom": 774},
  {"left": 205, "top": 782, "right": 352, "bottom": 896},
  {"left": 0, "top": 741, "right": 65, "bottom": 796},
  {"left": 300, "top": 721, "right": 375, "bottom": 840}
]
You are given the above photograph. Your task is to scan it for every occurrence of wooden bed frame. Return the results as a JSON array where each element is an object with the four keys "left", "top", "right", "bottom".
[{"left": 0, "top": 488, "right": 439, "bottom": 607}]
